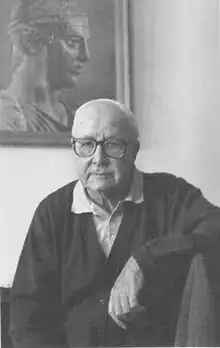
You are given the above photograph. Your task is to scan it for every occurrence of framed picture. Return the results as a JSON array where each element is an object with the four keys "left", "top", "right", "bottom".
[{"left": 0, "top": 0, "right": 130, "bottom": 147}]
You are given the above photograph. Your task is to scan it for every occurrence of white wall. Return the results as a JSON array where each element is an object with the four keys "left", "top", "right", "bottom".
[
  {"left": 0, "top": 147, "right": 76, "bottom": 286},
  {"left": 131, "top": 0, "right": 220, "bottom": 205}
]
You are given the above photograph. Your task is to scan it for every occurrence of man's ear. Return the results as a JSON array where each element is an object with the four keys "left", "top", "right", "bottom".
[{"left": 136, "top": 140, "right": 140, "bottom": 153}]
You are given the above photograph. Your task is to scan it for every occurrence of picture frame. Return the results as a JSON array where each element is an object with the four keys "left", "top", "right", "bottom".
[{"left": 0, "top": 0, "right": 130, "bottom": 147}]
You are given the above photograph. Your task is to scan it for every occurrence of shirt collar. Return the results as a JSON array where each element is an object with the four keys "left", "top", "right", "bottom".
[{"left": 71, "top": 167, "right": 144, "bottom": 214}]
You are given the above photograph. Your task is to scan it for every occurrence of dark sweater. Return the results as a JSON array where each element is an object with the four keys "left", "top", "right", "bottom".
[{"left": 9, "top": 173, "right": 220, "bottom": 347}]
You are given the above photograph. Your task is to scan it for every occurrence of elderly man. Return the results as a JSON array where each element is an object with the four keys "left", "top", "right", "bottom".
[
  {"left": 10, "top": 99, "right": 220, "bottom": 347},
  {"left": 0, "top": 0, "right": 90, "bottom": 132}
]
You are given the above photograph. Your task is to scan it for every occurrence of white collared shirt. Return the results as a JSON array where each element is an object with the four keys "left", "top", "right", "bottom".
[{"left": 71, "top": 168, "right": 144, "bottom": 256}]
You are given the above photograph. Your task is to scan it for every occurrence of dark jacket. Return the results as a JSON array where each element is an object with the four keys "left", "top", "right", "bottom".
[{"left": 9, "top": 173, "right": 220, "bottom": 347}]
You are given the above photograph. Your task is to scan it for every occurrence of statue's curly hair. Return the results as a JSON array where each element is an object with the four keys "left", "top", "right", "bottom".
[{"left": 7, "top": 0, "right": 88, "bottom": 72}]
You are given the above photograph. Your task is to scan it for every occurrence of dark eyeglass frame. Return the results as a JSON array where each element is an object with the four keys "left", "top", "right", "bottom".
[{"left": 71, "top": 137, "right": 128, "bottom": 159}]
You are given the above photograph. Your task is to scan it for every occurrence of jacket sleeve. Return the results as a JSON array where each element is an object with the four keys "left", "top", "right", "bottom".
[
  {"left": 133, "top": 176, "right": 220, "bottom": 280},
  {"left": 9, "top": 199, "right": 66, "bottom": 348}
]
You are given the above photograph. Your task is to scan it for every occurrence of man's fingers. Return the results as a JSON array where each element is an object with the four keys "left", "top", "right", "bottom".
[
  {"left": 108, "top": 296, "right": 127, "bottom": 329},
  {"left": 110, "top": 312, "right": 127, "bottom": 329},
  {"left": 130, "top": 304, "right": 146, "bottom": 314},
  {"left": 108, "top": 289, "right": 130, "bottom": 329},
  {"left": 108, "top": 290, "right": 146, "bottom": 329},
  {"left": 128, "top": 295, "right": 139, "bottom": 308},
  {"left": 114, "top": 292, "right": 123, "bottom": 316},
  {"left": 120, "top": 291, "right": 130, "bottom": 313},
  {"left": 118, "top": 305, "right": 146, "bottom": 323}
]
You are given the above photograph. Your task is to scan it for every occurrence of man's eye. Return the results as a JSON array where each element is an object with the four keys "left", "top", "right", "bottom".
[
  {"left": 106, "top": 141, "right": 121, "bottom": 148},
  {"left": 80, "top": 140, "right": 94, "bottom": 148}
]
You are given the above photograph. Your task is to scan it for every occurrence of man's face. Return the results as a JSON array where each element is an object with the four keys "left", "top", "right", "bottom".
[
  {"left": 72, "top": 104, "right": 139, "bottom": 197},
  {"left": 46, "top": 17, "right": 90, "bottom": 91}
]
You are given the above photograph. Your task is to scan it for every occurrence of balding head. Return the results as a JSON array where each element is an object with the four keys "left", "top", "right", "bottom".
[{"left": 72, "top": 99, "right": 139, "bottom": 141}]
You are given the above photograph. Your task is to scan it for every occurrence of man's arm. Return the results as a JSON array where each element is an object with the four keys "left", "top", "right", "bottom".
[
  {"left": 133, "top": 177, "right": 220, "bottom": 272},
  {"left": 9, "top": 201, "right": 66, "bottom": 348},
  {"left": 108, "top": 177, "right": 220, "bottom": 328}
]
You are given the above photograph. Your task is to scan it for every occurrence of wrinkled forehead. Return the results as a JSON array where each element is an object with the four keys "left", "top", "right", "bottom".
[{"left": 72, "top": 103, "right": 134, "bottom": 139}]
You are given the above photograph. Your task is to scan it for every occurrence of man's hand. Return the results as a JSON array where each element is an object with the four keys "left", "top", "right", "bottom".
[{"left": 108, "top": 256, "right": 145, "bottom": 329}]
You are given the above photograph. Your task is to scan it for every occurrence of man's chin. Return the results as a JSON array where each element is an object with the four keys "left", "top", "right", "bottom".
[
  {"left": 93, "top": 183, "right": 113, "bottom": 192},
  {"left": 88, "top": 181, "right": 114, "bottom": 193},
  {"left": 86, "top": 175, "right": 116, "bottom": 193}
]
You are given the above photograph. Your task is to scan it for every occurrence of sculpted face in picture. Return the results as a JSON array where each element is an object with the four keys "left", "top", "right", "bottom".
[
  {"left": 46, "top": 17, "right": 90, "bottom": 92},
  {"left": 0, "top": 0, "right": 90, "bottom": 132}
]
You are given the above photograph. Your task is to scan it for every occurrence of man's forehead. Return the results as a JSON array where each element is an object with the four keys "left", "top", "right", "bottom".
[
  {"left": 73, "top": 103, "right": 130, "bottom": 136},
  {"left": 75, "top": 103, "right": 122, "bottom": 123}
]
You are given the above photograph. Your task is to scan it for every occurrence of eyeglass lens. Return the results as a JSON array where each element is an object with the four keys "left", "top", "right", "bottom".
[{"left": 74, "top": 139, "right": 126, "bottom": 158}]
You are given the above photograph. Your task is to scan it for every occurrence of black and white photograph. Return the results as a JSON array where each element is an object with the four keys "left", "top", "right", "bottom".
[{"left": 1, "top": 0, "right": 220, "bottom": 347}]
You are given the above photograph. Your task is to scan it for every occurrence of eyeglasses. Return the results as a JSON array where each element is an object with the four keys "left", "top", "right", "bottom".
[{"left": 71, "top": 138, "right": 127, "bottom": 159}]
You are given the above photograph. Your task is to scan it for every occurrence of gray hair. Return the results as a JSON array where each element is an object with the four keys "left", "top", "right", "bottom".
[{"left": 73, "top": 98, "right": 139, "bottom": 140}]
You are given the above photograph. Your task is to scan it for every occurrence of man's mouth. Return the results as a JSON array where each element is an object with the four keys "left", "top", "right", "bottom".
[{"left": 91, "top": 172, "right": 113, "bottom": 176}]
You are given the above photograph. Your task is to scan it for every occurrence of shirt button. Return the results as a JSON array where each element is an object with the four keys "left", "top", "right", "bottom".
[{"left": 99, "top": 296, "right": 105, "bottom": 305}]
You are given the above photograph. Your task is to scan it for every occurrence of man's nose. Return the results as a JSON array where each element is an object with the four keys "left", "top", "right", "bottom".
[
  {"left": 77, "top": 39, "right": 90, "bottom": 63},
  {"left": 92, "top": 144, "right": 108, "bottom": 164}
]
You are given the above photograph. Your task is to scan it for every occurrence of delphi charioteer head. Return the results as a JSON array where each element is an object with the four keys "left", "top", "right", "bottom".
[{"left": 8, "top": 0, "right": 90, "bottom": 92}]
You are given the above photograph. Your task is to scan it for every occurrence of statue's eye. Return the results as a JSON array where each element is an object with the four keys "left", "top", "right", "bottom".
[{"left": 65, "top": 38, "right": 80, "bottom": 49}]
